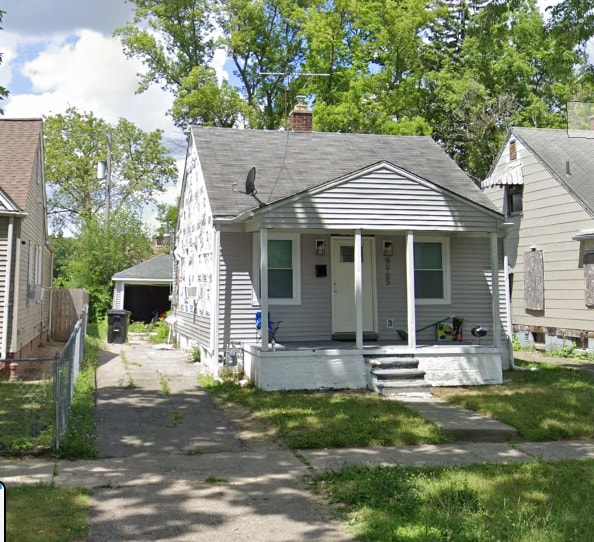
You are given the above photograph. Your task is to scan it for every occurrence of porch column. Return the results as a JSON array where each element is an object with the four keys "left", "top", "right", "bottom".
[
  {"left": 490, "top": 232, "right": 502, "bottom": 348},
  {"left": 354, "top": 229, "right": 363, "bottom": 349},
  {"left": 406, "top": 231, "right": 417, "bottom": 348},
  {"left": 260, "top": 228, "right": 269, "bottom": 351}
]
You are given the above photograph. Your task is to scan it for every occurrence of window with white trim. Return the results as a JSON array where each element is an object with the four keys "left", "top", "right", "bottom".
[
  {"left": 27, "top": 243, "right": 42, "bottom": 301},
  {"left": 414, "top": 238, "right": 451, "bottom": 304},
  {"left": 253, "top": 233, "right": 301, "bottom": 305}
]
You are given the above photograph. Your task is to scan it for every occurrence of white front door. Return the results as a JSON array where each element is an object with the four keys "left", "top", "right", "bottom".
[{"left": 331, "top": 237, "right": 376, "bottom": 335}]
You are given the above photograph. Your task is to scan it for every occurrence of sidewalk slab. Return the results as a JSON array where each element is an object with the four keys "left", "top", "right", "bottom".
[
  {"left": 391, "top": 392, "right": 518, "bottom": 442},
  {"left": 300, "top": 442, "right": 532, "bottom": 471},
  {"left": 514, "top": 440, "right": 594, "bottom": 461},
  {"left": 0, "top": 458, "right": 55, "bottom": 486}
]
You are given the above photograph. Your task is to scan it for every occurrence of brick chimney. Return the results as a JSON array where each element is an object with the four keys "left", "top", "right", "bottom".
[{"left": 289, "top": 95, "right": 313, "bottom": 132}]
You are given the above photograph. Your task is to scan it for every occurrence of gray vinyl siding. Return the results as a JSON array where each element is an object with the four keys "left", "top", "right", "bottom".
[
  {"left": 0, "top": 220, "right": 9, "bottom": 346},
  {"left": 174, "top": 310, "right": 210, "bottom": 348},
  {"left": 13, "top": 145, "right": 51, "bottom": 354},
  {"left": 217, "top": 232, "right": 332, "bottom": 348},
  {"left": 485, "top": 147, "right": 594, "bottom": 334},
  {"left": 376, "top": 235, "right": 502, "bottom": 344},
  {"left": 217, "top": 231, "right": 504, "bottom": 345},
  {"left": 261, "top": 167, "right": 499, "bottom": 232}
]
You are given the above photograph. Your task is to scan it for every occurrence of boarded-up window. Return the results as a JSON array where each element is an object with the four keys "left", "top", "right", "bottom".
[
  {"left": 584, "top": 251, "right": 594, "bottom": 306},
  {"left": 524, "top": 250, "right": 544, "bottom": 310}
]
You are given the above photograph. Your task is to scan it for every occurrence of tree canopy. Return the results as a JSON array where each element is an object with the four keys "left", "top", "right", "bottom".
[
  {"left": 116, "top": 0, "right": 594, "bottom": 179},
  {"left": 44, "top": 107, "right": 178, "bottom": 233}
]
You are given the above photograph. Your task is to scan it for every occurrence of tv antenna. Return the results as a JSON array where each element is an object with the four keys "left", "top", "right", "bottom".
[
  {"left": 233, "top": 166, "right": 264, "bottom": 206},
  {"left": 260, "top": 71, "right": 330, "bottom": 127}
]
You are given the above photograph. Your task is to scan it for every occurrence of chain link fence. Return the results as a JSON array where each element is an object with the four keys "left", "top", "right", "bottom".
[{"left": 0, "top": 306, "right": 88, "bottom": 455}]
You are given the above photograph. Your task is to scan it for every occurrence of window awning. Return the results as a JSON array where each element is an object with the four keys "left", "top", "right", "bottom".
[
  {"left": 573, "top": 229, "right": 594, "bottom": 241},
  {"left": 481, "top": 163, "right": 523, "bottom": 188}
]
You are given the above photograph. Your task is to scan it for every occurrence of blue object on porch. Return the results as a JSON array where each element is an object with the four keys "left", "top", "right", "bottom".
[{"left": 255, "top": 311, "right": 282, "bottom": 342}]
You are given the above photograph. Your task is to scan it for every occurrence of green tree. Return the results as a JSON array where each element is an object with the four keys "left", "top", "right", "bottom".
[
  {"left": 44, "top": 107, "right": 178, "bottom": 232},
  {"left": 154, "top": 201, "right": 179, "bottom": 253},
  {"left": 424, "top": 0, "right": 594, "bottom": 179},
  {"left": 115, "top": 0, "right": 247, "bottom": 130},
  {"left": 49, "top": 234, "right": 77, "bottom": 286},
  {"left": 304, "top": 0, "right": 434, "bottom": 135},
  {"left": 64, "top": 210, "right": 153, "bottom": 320}
]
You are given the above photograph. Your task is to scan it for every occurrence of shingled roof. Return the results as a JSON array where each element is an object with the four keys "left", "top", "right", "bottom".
[
  {"left": 512, "top": 127, "right": 594, "bottom": 216},
  {"left": 0, "top": 119, "right": 43, "bottom": 211},
  {"left": 112, "top": 253, "right": 172, "bottom": 282},
  {"left": 189, "top": 127, "right": 500, "bottom": 218}
]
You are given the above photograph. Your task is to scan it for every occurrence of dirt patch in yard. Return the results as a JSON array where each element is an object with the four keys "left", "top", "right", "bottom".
[{"left": 513, "top": 350, "right": 594, "bottom": 376}]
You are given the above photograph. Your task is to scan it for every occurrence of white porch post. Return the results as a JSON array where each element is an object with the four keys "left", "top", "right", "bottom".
[
  {"left": 406, "top": 231, "right": 417, "bottom": 348},
  {"left": 354, "top": 229, "right": 363, "bottom": 348},
  {"left": 490, "top": 232, "right": 502, "bottom": 348},
  {"left": 260, "top": 228, "right": 269, "bottom": 351}
]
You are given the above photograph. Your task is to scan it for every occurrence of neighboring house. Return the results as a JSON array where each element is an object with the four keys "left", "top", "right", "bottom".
[
  {"left": 0, "top": 119, "right": 53, "bottom": 370},
  {"left": 483, "top": 126, "right": 594, "bottom": 351},
  {"left": 112, "top": 252, "right": 173, "bottom": 323},
  {"left": 173, "top": 105, "right": 510, "bottom": 391}
]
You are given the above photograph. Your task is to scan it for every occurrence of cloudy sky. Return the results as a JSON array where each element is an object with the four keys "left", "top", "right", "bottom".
[{"left": 0, "top": 0, "right": 222, "bottom": 229}]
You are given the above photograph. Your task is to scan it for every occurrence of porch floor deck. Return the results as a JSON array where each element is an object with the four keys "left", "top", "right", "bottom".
[{"left": 246, "top": 339, "right": 494, "bottom": 353}]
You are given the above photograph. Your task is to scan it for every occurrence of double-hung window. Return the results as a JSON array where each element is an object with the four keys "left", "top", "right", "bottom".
[
  {"left": 253, "top": 233, "right": 301, "bottom": 305},
  {"left": 414, "top": 238, "right": 451, "bottom": 304}
]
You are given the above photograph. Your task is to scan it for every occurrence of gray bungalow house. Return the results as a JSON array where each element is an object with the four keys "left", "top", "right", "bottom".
[
  {"left": 173, "top": 106, "right": 510, "bottom": 391},
  {"left": 0, "top": 119, "right": 53, "bottom": 369},
  {"left": 482, "top": 127, "right": 594, "bottom": 351}
]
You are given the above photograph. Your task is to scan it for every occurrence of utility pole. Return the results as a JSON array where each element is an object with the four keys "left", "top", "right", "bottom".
[
  {"left": 97, "top": 133, "right": 113, "bottom": 224},
  {"left": 106, "top": 132, "right": 112, "bottom": 224}
]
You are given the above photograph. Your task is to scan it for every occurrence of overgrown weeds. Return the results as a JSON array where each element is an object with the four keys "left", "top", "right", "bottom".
[
  {"left": 57, "top": 334, "right": 100, "bottom": 459},
  {"left": 310, "top": 460, "right": 594, "bottom": 541}
]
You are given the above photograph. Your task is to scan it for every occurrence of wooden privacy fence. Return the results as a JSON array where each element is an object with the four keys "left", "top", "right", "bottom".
[{"left": 51, "top": 289, "right": 89, "bottom": 341}]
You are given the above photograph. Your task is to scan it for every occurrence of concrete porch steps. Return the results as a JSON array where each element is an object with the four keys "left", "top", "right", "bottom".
[{"left": 367, "top": 355, "right": 430, "bottom": 395}]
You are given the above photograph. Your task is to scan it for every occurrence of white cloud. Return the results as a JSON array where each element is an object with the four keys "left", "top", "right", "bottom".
[{"left": 3, "top": 30, "right": 180, "bottom": 138}]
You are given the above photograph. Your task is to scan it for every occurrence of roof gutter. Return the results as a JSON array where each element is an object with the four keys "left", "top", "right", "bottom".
[{"left": 1, "top": 217, "right": 14, "bottom": 359}]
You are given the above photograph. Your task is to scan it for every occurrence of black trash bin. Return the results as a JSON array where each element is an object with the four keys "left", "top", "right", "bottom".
[{"left": 107, "top": 309, "right": 130, "bottom": 344}]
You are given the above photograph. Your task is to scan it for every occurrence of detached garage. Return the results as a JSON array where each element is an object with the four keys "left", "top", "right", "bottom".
[{"left": 112, "top": 253, "right": 173, "bottom": 323}]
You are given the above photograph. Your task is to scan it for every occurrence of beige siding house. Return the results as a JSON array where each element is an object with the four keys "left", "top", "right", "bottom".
[
  {"left": 482, "top": 127, "right": 594, "bottom": 350},
  {"left": 0, "top": 119, "right": 53, "bottom": 372},
  {"left": 174, "top": 108, "right": 509, "bottom": 391}
]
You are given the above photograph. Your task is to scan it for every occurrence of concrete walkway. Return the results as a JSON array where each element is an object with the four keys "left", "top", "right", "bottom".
[{"left": 1, "top": 337, "right": 594, "bottom": 541}]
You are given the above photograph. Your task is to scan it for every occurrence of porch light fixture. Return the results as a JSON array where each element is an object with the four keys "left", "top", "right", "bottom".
[
  {"left": 383, "top": 240, "right": 394, "bottom": 257},
  {"left": 315, "top": 239, "right": 326, "bottom": 256}
]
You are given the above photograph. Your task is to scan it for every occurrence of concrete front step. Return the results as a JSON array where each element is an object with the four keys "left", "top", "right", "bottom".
[
  {"left": 372, "top": 368, "right": 426, "bottom": 379},
  {"left": 367, "top": 357, "right": 418, "bottom": 368},
  {"left": 374, "top": 379, "right": 431, "bottom": 394}
]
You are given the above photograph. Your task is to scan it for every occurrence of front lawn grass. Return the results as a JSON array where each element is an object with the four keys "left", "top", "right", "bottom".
[
  {"left": 0, "top": 380, "right": 54, "bottom": 453},
  {"left": 200, "top": 378, "right": 453, "bottom": 449},
  {"left": 432, "top": 362, "right": 594, "bottom": 441},
  {"left": 310, "top": 459, "right": 594, "bottom": 542},
  {"left": 7, "top": 485, "right": 90, "bottom": 541}
]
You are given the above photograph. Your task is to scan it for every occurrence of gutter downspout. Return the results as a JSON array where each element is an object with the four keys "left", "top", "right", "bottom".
[
  {"left": 501, "top": 223, "right": 534, "bottom": 371},
  {"left": 211, "top": 226, "right": 221, "bottom": 378},
  {"left": 1, "top": 217, "right": 14, "bottom": 358},
  {"left": 11, "top": 237, "right": 22, "bottom": 358}
]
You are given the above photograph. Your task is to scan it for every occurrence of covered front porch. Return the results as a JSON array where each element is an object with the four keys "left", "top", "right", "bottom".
[{"left": 237, "top": 339, "right": 504, "bottom": 392}]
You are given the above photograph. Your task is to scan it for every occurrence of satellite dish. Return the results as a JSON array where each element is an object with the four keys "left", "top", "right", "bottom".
[
  {"left": 246, "top": 166, "right": 257, "bottom": 195},
  {"left": 242, "top": 166, "right": 264, "bottom": 206}
]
